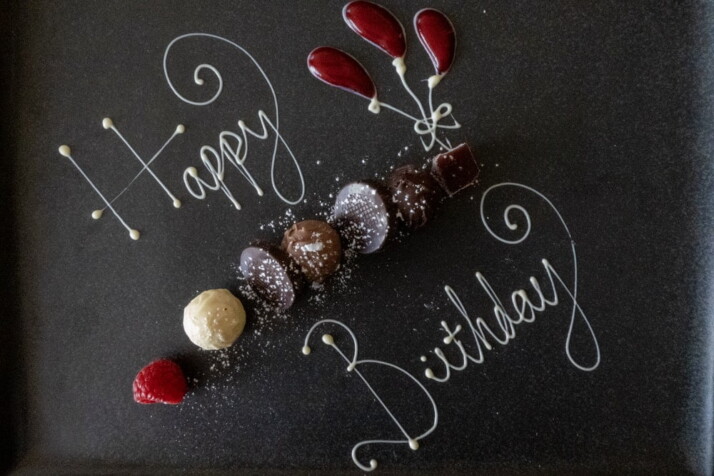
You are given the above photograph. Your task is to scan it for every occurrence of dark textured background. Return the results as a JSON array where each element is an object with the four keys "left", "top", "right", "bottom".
[{"left": 4, "top": 0, "right": 714, "bottom": 474}]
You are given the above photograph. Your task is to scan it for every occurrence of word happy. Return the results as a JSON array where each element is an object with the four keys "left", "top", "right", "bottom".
[{"left": 59, "top": 33, "right": 305, "bottom": 241}]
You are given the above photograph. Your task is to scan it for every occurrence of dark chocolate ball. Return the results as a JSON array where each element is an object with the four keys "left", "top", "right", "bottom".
[
  {"left": 239, "top": 243, "right": 302, "bottom": 310},
  {"left": 387, "top": 164, "right": 443, "bottom": 229},
  {"left": 332, "top": 181, "right": 396, "bottom": 254},
  {"left": 282, "top": 220, "right": 342, "bottom": 283}
]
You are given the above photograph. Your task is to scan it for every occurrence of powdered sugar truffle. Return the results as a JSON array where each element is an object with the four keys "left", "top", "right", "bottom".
[{"left": 183, "top": 289, "right": 246, "bottom": 350}]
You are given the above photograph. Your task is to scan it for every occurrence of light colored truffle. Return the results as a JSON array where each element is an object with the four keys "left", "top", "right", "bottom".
[{"left": 183, "top": 289, "right": 246, "bottom": 350}]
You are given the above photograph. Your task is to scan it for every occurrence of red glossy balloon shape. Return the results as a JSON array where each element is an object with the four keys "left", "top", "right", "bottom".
[
  {"left": 414, "top": 8, "right": 456, "bottom": 75},
  {"left": 307, "top": 46, "right": 376, "bottom": 99},
  {"left": 343, "top": 1, "right": 406, "bottom": 59}
]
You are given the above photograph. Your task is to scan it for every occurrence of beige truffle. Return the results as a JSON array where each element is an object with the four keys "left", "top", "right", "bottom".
[{"left": 183, "top": 289, "right": 246, "bottom": 350}]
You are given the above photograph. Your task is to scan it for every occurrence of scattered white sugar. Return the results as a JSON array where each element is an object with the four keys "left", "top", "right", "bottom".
[
  {"left": 258, "top": 207, "right": 296, "bottom": 233},
  {"left": 302, "top": 241, "right": 324, "bottom": 252}
]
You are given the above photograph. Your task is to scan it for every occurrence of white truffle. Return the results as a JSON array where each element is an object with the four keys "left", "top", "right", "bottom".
[{"left": 183, "top": 289, "right": 246, "bottom": 350}]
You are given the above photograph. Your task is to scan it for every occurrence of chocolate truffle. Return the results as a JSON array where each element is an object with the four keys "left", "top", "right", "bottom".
[
  {"left": 430, "top": 143, "right": 479, "bottom": 196},
  {"left": 183, "top": 289, "right": 246, "bottom": 350},
  {"left": 240, "top": 243, "right": 302, "bottom": 310},
  {"left": 332, "top": 181, "right": 396, "bottom": 254},
  {"left": 282, "top": 220, "right": 342, "bottom": 283},
  {"left": 387, "top": 164, "right": 444, "bottom": 230}
]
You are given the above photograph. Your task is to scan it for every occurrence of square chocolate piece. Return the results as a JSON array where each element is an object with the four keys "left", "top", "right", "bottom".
[{"left": 430, "top": 143, "right": 479, "bottom": 196}]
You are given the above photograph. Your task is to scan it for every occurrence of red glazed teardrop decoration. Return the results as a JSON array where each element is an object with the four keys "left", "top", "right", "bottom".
[
  {"left": 414, "top": 8, "right": 456, "bottom": 75},
  {"left": 307, "top": 46, "right": 377, "bottom": 99},
  {"left": 343, "top": 1, "right": 406, "bottom": 59}
]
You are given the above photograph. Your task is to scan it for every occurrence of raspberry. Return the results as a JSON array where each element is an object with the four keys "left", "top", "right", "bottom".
[{"left": 132, "top": 359, "right": 188, "bottom": 405}]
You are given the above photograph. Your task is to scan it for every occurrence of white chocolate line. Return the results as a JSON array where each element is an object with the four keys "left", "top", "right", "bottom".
[
  {"left": 99, "top": 123, "right": 185, "bottom": 213},
  {"left": 102, "top": 118, "right": 184, "bottom": 209},
  {"left": 303, "top": 319, "right": 438, "bottom": 472},
  {"left": 164, "top": 33, "right": 305, "bottom": 206},
  {"left": 479, "top": 183, "right": 600, "bottom": 370},
  {"left": 57, "top": 145, "right": 140, "bottom": 240},
  {"left": 423, "top": 183, "right": 601, "bottom": 382},
  {"left": 376, "top": 100, "right": 454, "bottom": 152}
]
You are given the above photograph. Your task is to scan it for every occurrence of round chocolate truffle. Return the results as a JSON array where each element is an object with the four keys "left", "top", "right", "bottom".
[
  {"left": 183, "top": 289, "right": 246, "bottom": 350},
  {"left": 387, "top": 164, "right": 444, "bottom": 230},
  {"left": 332, "top": 181, "right": 396, "bottom": 254},
  {"left": 239, "top": 243, "right": 302, "bottom": 310},
  {"left": 282, "top": 220, "right": 342, "bottom": 283}
]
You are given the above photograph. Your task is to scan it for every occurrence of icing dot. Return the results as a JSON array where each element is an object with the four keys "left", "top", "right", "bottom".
[
  {"left": 187, "top": 167, "right": 198, "bottom": 178},
  {"left": 347, "top": 362, "right": 356, "bottom": 372},
  {"left": 428, "top": 74, "right": 442, "bottom": 89},
  {"left": 91, "top": 210, "right": 103, "bottom": 220},
  {"left": 173, "top": 199, "right": 182, "bottom": 208},
  {"left": 368, "top": 97, "right": 380, "bottom": 114},
  {"left": 302, "top": 345, "right": 311, "bottom": 355},
  {"left": 102, "top": 117, "right": 113, "bottom": 129},
  {"left": 58, "top": 145, "right": 71, "bottom": 157},
  {"left": 176, "top": 124, "right": 185, "bottom": 134},
  {"left": 321, "top": 334, "right": 334, "bottom": 346},
  {"left": 408, "top": 439, "right": 419, "bottom": 450},
  {"left": 420, "top": 355, "right": 427, "bottom": 362},
  {"left": 370, "top": 460, "right": 377, "bottom": 469},
  {"left": 425, "top": 368, "right": 435, "bottom": 379},
  {"left": 129, "top": 229, "right": 140, "bottom": 240}
]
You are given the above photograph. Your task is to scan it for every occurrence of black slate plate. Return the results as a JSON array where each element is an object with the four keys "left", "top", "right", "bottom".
[{"left": 3, "top": 0, "right": 714, "bottom": 474}]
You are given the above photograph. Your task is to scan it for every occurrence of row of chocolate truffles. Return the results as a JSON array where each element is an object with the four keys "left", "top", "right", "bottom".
[
  {"left": 142, "top": 144, "right": 480, "bottom": 403},
  {"left": 239, "top": 143, "right": 479, "bottom": 310}
]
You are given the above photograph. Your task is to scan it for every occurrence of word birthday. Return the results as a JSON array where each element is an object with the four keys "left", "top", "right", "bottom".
[
  {"left": 59, "top": 33, "right": 305, "bottom": 241},
  {"left": 302, "top": 182, "right": 601, "bottom": 471}
]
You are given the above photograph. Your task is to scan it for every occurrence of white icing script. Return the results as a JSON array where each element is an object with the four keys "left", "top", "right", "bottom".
[
  {"left": 303, "top": 183, "right": 601, "bottom": 471},
  {"left": 57, "top": 118, "right": 184, "bottom": 240},
  {"left": 163, "top": 33, "right": 305, "bottom": 208},
  {"left": 302, "top": 319, "right": 438, "bottom": 472},
  {"left": 423, "top": 183, "right": 601, "bottom": 381},
  {"left": 59, "top": 33, "right": 305, "bottom": 240}
]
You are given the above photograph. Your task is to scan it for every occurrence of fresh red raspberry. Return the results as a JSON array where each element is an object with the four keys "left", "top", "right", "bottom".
[{"left": 132, "top": 359, "right": 188, "bottom": 405}]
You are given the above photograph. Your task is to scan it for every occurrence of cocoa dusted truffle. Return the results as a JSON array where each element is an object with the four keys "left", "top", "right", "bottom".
[
  {"left": 282, "top": 220, "right": 342, "bottom": 283},
  {"left": 239, "top": 243, "right": 303, "bottom": 310},
  {"left": 332, "top": 181, "right": 397, "bottom": 254},
  {"left": 430, "top": 143, "right": 479, "bottom": 196},
  {"left": 387, "top": 165, "right": 444, "bottom": 230}
]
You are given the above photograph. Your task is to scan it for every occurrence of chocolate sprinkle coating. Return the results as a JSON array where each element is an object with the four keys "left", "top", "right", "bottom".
[
  {"left": 239, "top": 243, "right": 302, "bottom": 310},
  {"left": 332, "top": 181, "right": 396, "bottom": 254},
  {"left": 388, "top": 164, "right": 444, "bottom": 230},
  {"left": 431, "top": 143, "right": 479, "bottom": 196},
  {"left": 282, "top": 220, "right": 342, "bottom": 283}
]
